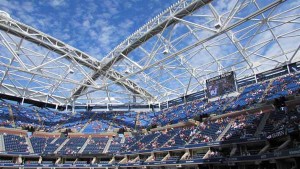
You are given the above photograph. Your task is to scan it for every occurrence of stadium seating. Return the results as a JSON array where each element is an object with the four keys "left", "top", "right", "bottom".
[
  {"left": 61, "top": 112, "right": 93, "bottom": 132},
  {"left": 44, "top": 137, "right": 66, "bottom": 154},
  {"left": 11, "top": 104, "right": 39, "bottom": 128},
  {"left": 30, "top": 137, "right": 47, "bottom": 154},
  {"left": 41, "top": 161, "right": 54, "bottom": 164},
  {"left": 58, "top": 137, "right": 87, "bottom": 155},
  {"left": 0, "top": 101, "right": 14, "bottom": 128},
  {"left": 167, "top": 155, "right": 180, "bottom": 161},
  {"left": 226, "top": 81, "right": 269, "bottom": 111},
  {"left": 75, "top": 160, "right": 87, "bottom": 164},
  {"left": 82, "top": 137, "right": 108, "bottom": 154},
  {"left": 0, "top": 159, "right": 14, "bottom": 164},
  {"left": 224, "top": 112, "right": 263, "bottom": 141},
  {"left": 108, "top": 137, "right": 122, "bottom": 153},
  {"left": 0, "top": 73, "right": 297, "bottom": 169},
  {"left": 3, "top": 134, "right": 29, "bottom": 153},
  {"left": 64, "top": 161, "right": 74, "bottom": 164},
  {"left": 0, "top": 73, "right": 297, "bottom": 135},
  {"left": 113, "top": 111, "right": 137, "bottom": 128},
  {"left": 265, "top": 74, "right": 300, "bottom": 100}
]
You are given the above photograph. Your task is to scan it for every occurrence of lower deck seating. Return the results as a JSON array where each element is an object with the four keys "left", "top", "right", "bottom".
[
  {"left": 30, "top": 137, "right": 47, "bottom": 154},
  {"left": 58, "top": 137, "right": 87, "bottom": 155},
  {"left": 41, "top": 161, "right": 53, "bottom": 164},
  {"left": 192, "top": 153, "right": 206, "bottom": 159},
  {"left": 64, "top": 161, "right": 74, "bottom": 164},
  {"left": 154, "top": 156, "right": 164, "bottom": 161},
  {"left": 167, "top": 156, "right": 180, "bottom": 161},
  {"left": 3, "top": 134, "right": 28, "bottom": 153},
  {"left": 44, "top": 138, "right": 66, "bottom": 154},
  {"left": 75, "top": 161, "right": 87, "bottom": 164},
  {"left": 224, "top": 112, "right": 263, "bottom": 141},
  {"left": 0, "top": 159, "right": 14, "bottom": 164},
  {"left": 83, "top": 137, "right": 108, "bottom": 154},
  {"left": 108, "top": 137, "right": 122, "bottom": 153}
]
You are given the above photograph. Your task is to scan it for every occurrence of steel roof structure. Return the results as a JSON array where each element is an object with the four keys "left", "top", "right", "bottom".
[{"left": 0, "top": 0, "right": 299, "bottom": 106}]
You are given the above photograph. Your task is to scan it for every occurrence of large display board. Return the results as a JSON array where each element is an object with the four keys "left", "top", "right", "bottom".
[{"left": 206, "top": 71, "right": 236, "bottom": 98}]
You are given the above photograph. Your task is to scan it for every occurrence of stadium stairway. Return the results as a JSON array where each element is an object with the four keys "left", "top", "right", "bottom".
[
  {"left": 103, "top": 137, "right": 113, "bottom": 153},
  {"left": 254, "top": 112, "right": 271, "bottom": 137},
  {"left": 259, "top": 79, "right": 275, "bottom": 102},
  {"left": 79, "top": 112, "right": 97, "bottom": 133},
  {"left": 73, "top": 158, "right": 78, "bottom": 164},
  {"left": 203, "top": 149, "right": 211, "bottom": 159},
  {"left": 144, "top": 133, "right": 162, "bottom": 149},
  {"left": 25, "top": 136, "right": 34, "bottom": 153},
  {"left": 0, "top": 134, "right": 5, "bottom": 151},
  {"left": 276, "top": 136, "right": 292, "bottom": 152},
  {"left": 258, "top": 141, "right": 270, "bottom": 155},
  {"left": 163, "top": 132, "right": 181, "bottom": 146},
  {"left": 145, "top": 152, "right": 155, "bottom": 162},
  {"left": 78, "top": 137, "right": 91, "bottom": 154},
  {"left": 108, "top": 121, "right": 114, "bottom": 132},
  {"left": 57, "top": 113, "right": 76, "bottom": 131},
  {"left": 230, "top": 144, "right": 238, "bottom": 156},
  {"left": 222, "top": 96, "right": 237, "bottom": 111},
  {"left": 33, "top": 108, "right": 42, "bottom": 125},
  {"left": 16, "top": 156, "right": 22, "bottom": 164},
  {"left": 38, "top": 156, "right": 42, "bottom": 164},
  {"left": 180, "top": 149, "right": 190, "bottom": 160},
  {"left": 109, "top": 156, "right": 115, "bottom": 164},
  {"left": 162, "top": 153, "right": 170, "bottom": 161},
  {"left": 50, "top": 137, "right": 59, "bottom": 144},
  {"left": 187, "top": 129, "right": 201, "bottom": 145},
  {"left": 120, "top": 136, "right": 126, "bottom": 144},
  {"left": 215, "top": 119, "right": 235, "bottom": 141},
  {"left": 131, "top": 156, "right": 140, "bottom": 163},
  {"left": 202, "top": 119, "right": 235, "bottom": 159},
  {"left": 91, "top": 157, "right": 96, "bottom": 164},
  {"left": 136, "top": 112, "right": 140, "bottom": 127},
  {"left": 7, "top": 105, "right": 15, "bottom": 127},
  {"left": 55, "top": 157, "right": 61, "bottom": 165},
  {"left": 126, "top": 135, "right": 145, "bottom": 151},
  {"left": 109, "top": 114, "right": 119, "bottom": 131},
  {"left": 119, "top": 156, "right": 128, "bottom": 164},
  {"left": 54, "top": 138, "right": 69, "bottom": 154}
]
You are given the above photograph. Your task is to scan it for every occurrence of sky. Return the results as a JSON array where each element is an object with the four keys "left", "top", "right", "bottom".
[{"left": 0, "top": 0, "right": 178, "bottom": 59}]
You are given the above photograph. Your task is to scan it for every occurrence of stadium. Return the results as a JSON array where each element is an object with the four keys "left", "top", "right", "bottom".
[{"left": 0, "top": 0, "right": 299, "bottom": 168}]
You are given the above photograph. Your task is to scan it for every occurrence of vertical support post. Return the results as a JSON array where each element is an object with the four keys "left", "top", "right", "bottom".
[
  {"left": 254, "top": 74, "right": 258, "bottom": 83},
  {"left": 72, "top": 100, "right": 75, "bottom": 114},
  {"left": 21, "top": 98, "right": 24, "bottom": 105},
  {"left": 287, "top": 63, "right": 291, "bottom": 75},
  {"left": 234, "top": 72, "right": 238, "bottom": 92}
]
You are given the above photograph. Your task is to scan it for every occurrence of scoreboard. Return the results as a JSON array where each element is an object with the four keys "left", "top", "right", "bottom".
[{"left": 206, "top": 71, "right": 236, "bottom": 98}]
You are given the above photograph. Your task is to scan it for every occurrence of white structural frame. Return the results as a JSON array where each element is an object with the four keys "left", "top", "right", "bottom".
[{"left": 0, "top": 0, "right": 299, "bottom": 106}]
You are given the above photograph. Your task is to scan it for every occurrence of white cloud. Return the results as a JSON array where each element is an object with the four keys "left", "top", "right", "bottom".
[
  {"left": 83, "top": 20, "right": 90, "bottom": 28},
  {"left": 48, "top": 0, "right": 67, "bottom": 8}
]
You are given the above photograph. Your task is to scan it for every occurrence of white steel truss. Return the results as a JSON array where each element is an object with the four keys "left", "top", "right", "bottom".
[{"left": 0, "top": 0, "right": 299, "bottom": 106}]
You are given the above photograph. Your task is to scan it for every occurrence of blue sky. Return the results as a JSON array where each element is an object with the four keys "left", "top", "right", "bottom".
[{"left": 0, "top": 0, "right": 178, "bottom": 59}]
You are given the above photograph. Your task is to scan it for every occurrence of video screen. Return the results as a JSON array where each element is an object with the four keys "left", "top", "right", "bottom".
[{"left": 206, "top": 71, "right": 236, "bottom": 98}]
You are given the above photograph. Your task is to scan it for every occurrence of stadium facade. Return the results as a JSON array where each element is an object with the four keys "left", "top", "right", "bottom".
[{"left": 0, "top": 0, "right": 299, "bottom": 168}]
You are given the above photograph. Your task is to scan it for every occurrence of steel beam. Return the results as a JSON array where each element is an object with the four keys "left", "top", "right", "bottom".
[
  {"left": 71, "top": 0, "right": 212, "bottom": 101},
  {"left": 0, "top": 13, "right": 155, "bottom": 103}
]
